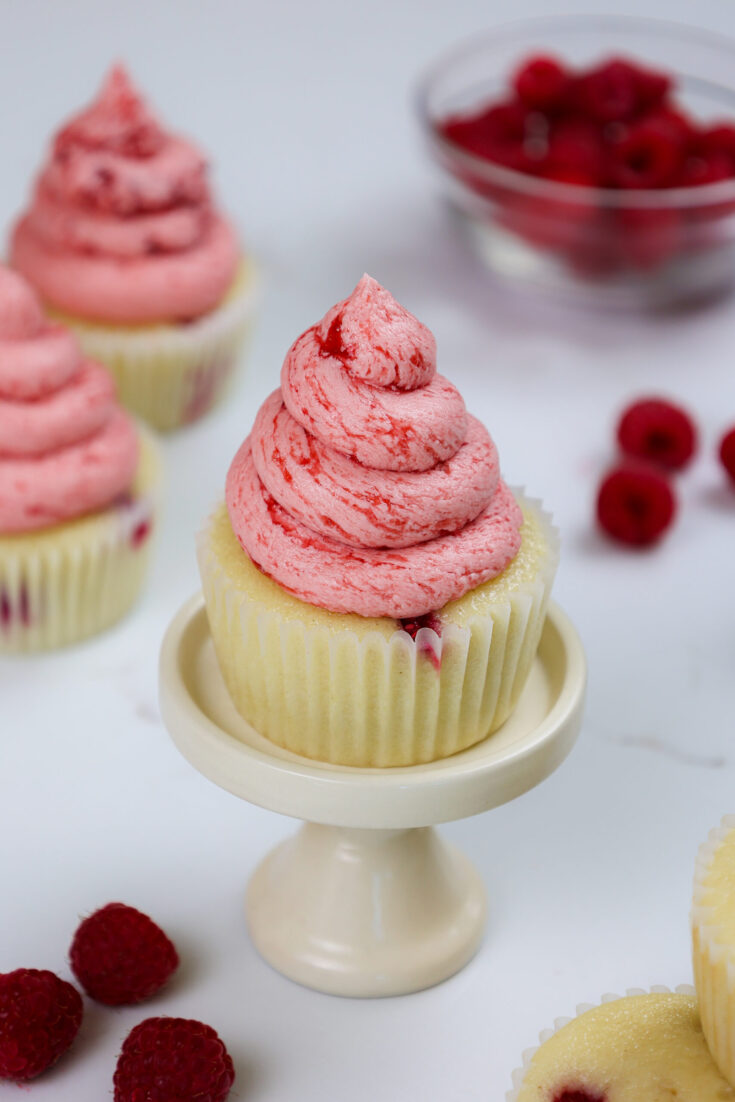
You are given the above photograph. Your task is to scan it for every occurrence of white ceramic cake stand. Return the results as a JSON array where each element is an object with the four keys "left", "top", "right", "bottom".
[{"left": 159, "top": 595, "right": 586, "bottom": 998}]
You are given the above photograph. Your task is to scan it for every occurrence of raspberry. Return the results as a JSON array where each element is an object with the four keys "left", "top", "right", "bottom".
[
  {"left": 545, "top": 118, "right": 605, "bottom": 182},
  {"left": 616, "top": 208, "right": 680, "bottom": 270},
  {"left": 70, "top": 902, "right": 178, "bottom": 1006},
  {"left": 609, "top": 119, "right": 684, "bottom": 189},
  {"left": 513, "top": 55, "right": 569, "bottom": 112},
  {"left": 113, "top": 1017, "right": 235, "bottom": 1102},
  {"left": 617, "top": 397, "right": 697, "bottom": 471},
  {"left": 596, "top": 464, "right": 677, "bottom": 546},
  {"left": 645, "top": 104, "right": 696, "bottom": 144},
  {"left": 500, "top": 172, "right": 599, "bottom": 256},
  {"left": 0, "top": 969, "right": 82, "bottom": 1081},
  {"left": 577, "top": 58, "right": 643, "bottom": 123},
  {"left": 441, "top": 101, "right": 531, "bottom": 171},
  {"left": 635, "top": 67, "right": 672, "bottom": 111},
  {"left": 700, "top": 123, "right": 735, "bottom": 165},
  {"left": 719, "top": 426, "right": 735, "bottom": 485},
  {"left": 680, "top": 150, "right": 732, "bottom": 187}
]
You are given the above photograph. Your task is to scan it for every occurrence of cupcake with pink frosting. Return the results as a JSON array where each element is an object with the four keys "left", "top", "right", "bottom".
[
  {"left": 0, "top": 266, "right": 159, "bottom": 652},
  {"left": 10, "top": 65, "right": 256, "bottom": 432},
  {"left": 198, "top": 275, "right": 557, "bottom": 766}
]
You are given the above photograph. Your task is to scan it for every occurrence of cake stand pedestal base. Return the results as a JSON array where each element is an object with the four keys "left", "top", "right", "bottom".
[{"left": 247, "top": 823, "right": 486, "bottom": 997}]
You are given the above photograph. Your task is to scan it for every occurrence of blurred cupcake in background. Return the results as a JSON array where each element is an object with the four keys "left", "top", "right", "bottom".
[
  {"left": 11, "top": 65, "right": 256, "bottom": 432},
  {"left": 0, "top": 266, "right": 160, "bottom": 652}
]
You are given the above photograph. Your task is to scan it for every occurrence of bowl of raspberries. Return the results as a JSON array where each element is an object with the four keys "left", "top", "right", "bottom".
[{"left": 417, "top": 16, "right": 735, "bottom": 308}]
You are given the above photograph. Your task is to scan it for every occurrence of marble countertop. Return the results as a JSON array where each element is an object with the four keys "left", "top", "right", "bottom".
[{"left": 1, "top": 0, "right": 734, "bottom": 1098}]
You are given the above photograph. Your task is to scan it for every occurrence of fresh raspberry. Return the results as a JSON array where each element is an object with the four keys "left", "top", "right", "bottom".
[
  {"left": 113, "top": 1017, "right": 235, "bottom": 1102},
  {"left": 513, "top": 55, "right": 569, "bottom": 112},
  {"left": 679, "top": 149, "right": 733, "bottom": 187},
  {"left": 645, "top": 104, "right": 696, "bottom": 144},
  {"left": 501, "top": 172, "right": 600, "bottom": 258},
  {"left": 576, "top": 58, "right": 644, "bottom": 123},
  {"left": 700, "top": 123, "right": 735, "bottom": 165},
  {"left": 545, "top": 118, "right": 605, "bottom": 182},
  {"left": 596, "top": 464, "right": 677, "bottom": 546},
  {"left": 441, "top": 101, "right": 531, "bottom": 171},
  {"left": 0, "top": 969, "right": 83, "bottom": 1081},
  {"left": 719, "top": 426, "right": 735, "bottom": 485},
  {"left": 609, "top": 119, "right": 684, "bottom": 189},
  {"left": 635, "top": 66, "right": 672, "bottom": 111},
  {"left": 616, "top": 208, "right": 680, "bottom": 269},
  {"left": 617, "top": 397, "right": 697, "bottom": 471},
  {"left": 70, "top": 902, "right": 178, "bottom": 1006}
]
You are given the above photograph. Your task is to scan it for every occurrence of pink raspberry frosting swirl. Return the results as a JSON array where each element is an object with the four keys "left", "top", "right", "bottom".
[
  {"left": 0, "top": 268, "right": 139, "bottom": 533},
  {"left": 10, "top": 65, "right": 238, "bottom": 324},
  {"left": 226, "top": 276, "right": 523, "bottom": 619}
]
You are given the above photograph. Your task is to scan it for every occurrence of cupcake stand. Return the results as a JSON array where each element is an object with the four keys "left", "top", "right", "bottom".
[{"left": 159, "top": 594, "right": 586, "bottom": 998}]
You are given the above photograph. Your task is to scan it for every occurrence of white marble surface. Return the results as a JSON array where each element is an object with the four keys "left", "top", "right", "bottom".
[{"left": 1, "top": 0, "right": 735, "bottom": 1098}]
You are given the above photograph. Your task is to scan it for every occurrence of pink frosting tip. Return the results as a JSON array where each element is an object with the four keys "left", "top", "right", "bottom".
[
  {"left": 10, "top": 65, "right": 239, "bottom": 323},
  {"left": 55, "top": 64, "right": 165, "bottom": 157},
  {"left": 0, "top": 268, "right": 44, "bottom": 340},
  {"left": 0, "top": 266, "right": 139, "bottom": 533},
  {"left": 226, "top": 276, "right": 523, "bottom": 619}
]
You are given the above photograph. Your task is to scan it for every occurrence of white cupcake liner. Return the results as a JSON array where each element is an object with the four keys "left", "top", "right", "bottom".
[
  {"left": 197, "top": 496, "right": 558, "bottom": 767},
  {"left": 0, "top": 430, "right": 160, "bottom": 652},
  {"left": 507, "top": 985, "right": 697, "bottom": 1101},
  {"left": 61, "top": 261, "right": 258, "bottom": 432},
  {"left": 692, "top": 814, "right": 735, "bottom": 1087}
]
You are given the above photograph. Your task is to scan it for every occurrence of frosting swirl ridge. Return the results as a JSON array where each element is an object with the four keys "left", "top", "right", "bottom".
[
  {"left": 11, "top": 66, "right": 238, "bottom": 323},
  {"left": 0, "top": 268, "right": 139, "bottom": 533},
  {"left": 226, "top": 276, "right": 523, "bottom": 619}
]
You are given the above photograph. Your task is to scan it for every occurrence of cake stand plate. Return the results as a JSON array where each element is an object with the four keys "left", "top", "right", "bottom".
[{"left": 159, "top": 595, "right": 586, "bottom": 997}]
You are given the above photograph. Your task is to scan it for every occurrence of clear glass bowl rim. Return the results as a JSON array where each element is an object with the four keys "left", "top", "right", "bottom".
[{"left": 415, "top": 13, "right": 735, "bottom": 211}]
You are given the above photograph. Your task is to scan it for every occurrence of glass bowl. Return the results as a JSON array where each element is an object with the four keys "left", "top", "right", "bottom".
[{"left": 416, "top": 16, "right": 735, "bottom": 309}]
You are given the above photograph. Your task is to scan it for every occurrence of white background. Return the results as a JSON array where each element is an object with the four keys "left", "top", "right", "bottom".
[{"left": 1, "top": 0, "right": 735, "bottom": 1099}]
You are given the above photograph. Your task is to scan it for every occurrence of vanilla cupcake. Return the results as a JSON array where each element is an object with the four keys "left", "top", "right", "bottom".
[
  {"left": 198, "top": 275, "right": 557, "bottom": 767},
  {"left": 11, "top": 66, "right": 256, "bottom": 432},
  {"left": 508, "top": 989, "right": 734, "bottom": 1101},
  {"left": 0, "top": 267, "right": 159, "bottom": 652},
  {"left": 692, "top": 815, "right": 735, "bottom": 1089}
]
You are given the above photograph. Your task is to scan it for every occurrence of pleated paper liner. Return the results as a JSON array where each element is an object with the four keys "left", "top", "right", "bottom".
[
  {"left": 692, "top": 814, "right": 735, "bottom": 1089},
  {"left": 51, "top": 260, "right": 258, "bottom": 433},
  {"left": 197, "top": 495, "right": 558, "bottom": 768},
  {"left": 0, "top": 429, "right": 161, "bottom": 653},
  {"left": 506, "top": 985, "right": 734, "bottom": 1102}
]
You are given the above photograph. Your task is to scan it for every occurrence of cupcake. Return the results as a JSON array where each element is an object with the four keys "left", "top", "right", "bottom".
[
  {"left": 0, "top": 266, "right": 159, "bottom": 652},
  {"left": 692, "top": 815, "right": 735, "bottom": 1088},
  {"left": 508, "top": 988, "right": 734, "bottom": 1101},
  {"left": 10, "top": 65, "right": 256, "bottom": 432},
  {"left": 197, "top": 274, "right": 557, "bottom": 767}
]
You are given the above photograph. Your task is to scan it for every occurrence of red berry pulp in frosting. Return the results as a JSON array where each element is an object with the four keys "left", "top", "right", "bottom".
[
  {"left": 596, "top": 464, "right": 676, "bottom": 546},
  {"left": 719, "top": 426, "right": 735, "bottom": 484},
  {"left": 0, "top": 969, "right": 83, "bottom": 1081},
  {"left": 70, "top": 902, "right": 179, "bottom": 1006},
  {"left": 617, "top": 397, "right": 697, "bottom": 471},
  {"left": 437, "top": 52, "right": 735, "bottom": 274},
  {"left": 113, "top": 1017, "right": 235, "bottom": 1102}
]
